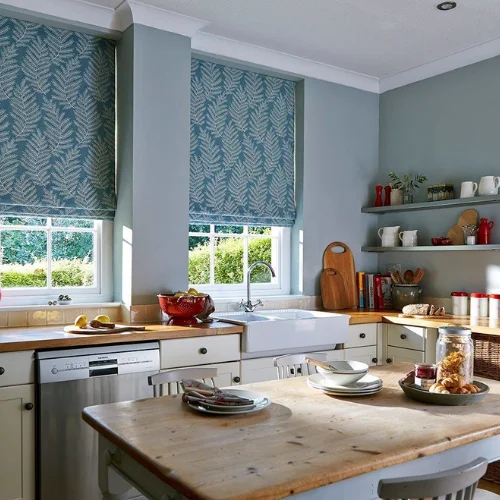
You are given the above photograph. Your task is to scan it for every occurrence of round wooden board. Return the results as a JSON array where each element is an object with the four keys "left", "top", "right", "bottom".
[{"left": 63, "top": 324, "right": 146, "bottom": 334}]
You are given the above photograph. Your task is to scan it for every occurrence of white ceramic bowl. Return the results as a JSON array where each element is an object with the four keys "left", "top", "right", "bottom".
[{"left": 316, "top": 360, "right": 369, "bottom": 385}]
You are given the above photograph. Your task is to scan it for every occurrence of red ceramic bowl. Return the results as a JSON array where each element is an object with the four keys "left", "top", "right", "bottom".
[
  {"left": 431, "top": 238, "right": 441, "bottom": 246},
  {"left": 440, "top": 238, "right": 453, "bottom": 245},
  {"left": 157, "top": 294, "right": 207, "bottom": 319}
]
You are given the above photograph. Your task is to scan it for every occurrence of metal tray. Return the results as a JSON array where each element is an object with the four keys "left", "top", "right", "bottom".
[{"left": 399, "top": 375, "right": 489, "bottom": 406}]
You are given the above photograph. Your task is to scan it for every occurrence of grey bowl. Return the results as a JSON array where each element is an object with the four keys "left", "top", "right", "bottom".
[{"left": 399, "top": 376, "right": 489, "bottom": 406}]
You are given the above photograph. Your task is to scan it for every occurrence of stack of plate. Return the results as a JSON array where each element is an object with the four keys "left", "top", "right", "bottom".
[
  {"left": 307, "top": 373, "right": 383, "bottom": 397},
  {"left": 185, "top": 389, "right": 271, "bottom": 415}
]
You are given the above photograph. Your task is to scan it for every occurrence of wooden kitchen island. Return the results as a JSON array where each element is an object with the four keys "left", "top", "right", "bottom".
[{"left": 83, "top": 364, "right": 500, "bottom": 500}]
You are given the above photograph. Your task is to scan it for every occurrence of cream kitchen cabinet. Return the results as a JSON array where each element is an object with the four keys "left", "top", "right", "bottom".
[
  {"left": 382, "top": 324, "right": 438, "bottom": 365},
  {"left": 0, "top": 384, "right": 35, "bottom": 500},
  {"left": 344, "top": 324, "right": 381, "bottom": 366}
]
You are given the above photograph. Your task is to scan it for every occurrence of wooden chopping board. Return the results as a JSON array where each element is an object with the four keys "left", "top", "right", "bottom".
[
  {"left": 320, "top": 268, "right": 349, "bottom": 310},
  {"left": 458, "top": 209, "right": 479, "bottom": 227},
  {"left": 64, "top": 324, "right": 146, "bottom": 335},
  {"left": 398, "top": 314, "right": 454, "bottom": 319},
  {"left": 321, "top": 242, "right": 357, "bottom": 309},
  {"left": 447, "top": 225, "right": 464, "bottom": 245},
  {"left": 447, "top": 209, "right": 479, "bottom": 245}
]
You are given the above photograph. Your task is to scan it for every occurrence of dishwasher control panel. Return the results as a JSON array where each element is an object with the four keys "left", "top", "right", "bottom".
[{"left": 38, "top": 348, "right": 160, "bottom": 383}]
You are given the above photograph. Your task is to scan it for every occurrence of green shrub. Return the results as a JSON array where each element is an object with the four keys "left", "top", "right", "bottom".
[
  {"left": 189, "top": 238, "right": 272, "bottom": 285},
  {"left": 0, "top": 259, "right": 94, "bottom": 288}
]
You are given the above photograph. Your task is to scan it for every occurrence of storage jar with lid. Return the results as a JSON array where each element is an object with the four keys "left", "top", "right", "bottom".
[
  {"left": 451, "top": 292, "right": 468, "bottom": 316},
  {"left": 392, "top": 284, "right": 422, "bottom": 311},
  {"left": 436, "top": 327, "right": 473, "bottom": 386},
  {"left": 490, "top": 294, "right": 500, "bottom": 320},
  {"left": 470, "top": 293, "right": 488, "bottom": 318}
]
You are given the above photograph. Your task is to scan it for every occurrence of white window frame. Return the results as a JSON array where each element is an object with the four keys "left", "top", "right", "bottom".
[
  {"left": 0, "top": 218, "right": 113, "bottom": 305},
  {"left": 189, "top": 225, "right": 291, "bottom": 298}
]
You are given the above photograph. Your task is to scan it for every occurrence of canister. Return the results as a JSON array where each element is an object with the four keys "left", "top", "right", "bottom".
[
  {"left": 451, "top": 292, "right": 468, "bottom": 316},
  {"left": 436, "top": 327, "right": 473, "bottom": 386},
  {"left": 470, "top": 293, "right": 488, "bottom": 318},
  {"left": 489, "top": 294, "right": 500, "bottom": 320}
]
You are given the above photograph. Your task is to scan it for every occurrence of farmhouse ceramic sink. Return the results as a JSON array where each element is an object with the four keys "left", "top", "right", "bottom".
[{"left": 213, "top": 309, "right": 350, "bottom": 354}]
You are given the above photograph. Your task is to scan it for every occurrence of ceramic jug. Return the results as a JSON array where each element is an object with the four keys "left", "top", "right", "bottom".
[
  {"left": 478, "top": 176, "right": 500, "bottom": 196},
  {"left": 378, "top": 226, "right": 400, "bottom": 247},
  {"left": 399, "top": 230, "right": 418, "bottom": 247},
  {"left": 478, "top": 218, "right": 494, "bottom": 245}
]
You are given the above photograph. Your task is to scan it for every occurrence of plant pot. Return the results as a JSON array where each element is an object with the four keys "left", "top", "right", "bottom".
[{"left": 390, "top": 189, "right": 403, "bottom": 206}]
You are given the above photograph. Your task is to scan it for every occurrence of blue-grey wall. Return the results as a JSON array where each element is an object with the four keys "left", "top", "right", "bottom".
[
  {"left": 115, "top": 25, "right": 191, "bottom": 305},
  {"left": 379, "top": 56, "right": 500, "bottom": 297},
  {"left": 294, "top": 78, "right": 380, "bottom": 296}
]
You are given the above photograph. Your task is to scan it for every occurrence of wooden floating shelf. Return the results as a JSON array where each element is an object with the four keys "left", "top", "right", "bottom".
[
  {"left": 361, "top": 194, "right": 500, "bottom": 214},
  {"left": 362, "top": 245, "right": 500, "bottom": 252}
]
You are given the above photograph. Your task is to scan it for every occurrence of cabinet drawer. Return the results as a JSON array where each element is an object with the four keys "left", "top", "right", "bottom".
[
  {"left": 387, "top": 325, "right": 425, "bottom": 351},
  {"left": 345, "top": 324, "right": 377, "bottom": 348},
  {"left": 344, "top": 346, "right": 378, "bottom": 366},
  {"left": 386, "top": 346, "right": 424, "bottom": 364},
  {"left": 0, "top": 351, "right": 35, "bottom": 387},
  {"left": 160, "top": 335, "right": 240, "bottom": 369}
]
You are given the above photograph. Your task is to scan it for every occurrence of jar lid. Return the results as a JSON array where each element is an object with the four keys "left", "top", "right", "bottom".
[
  {"left": 471, "top": 293, "right": 488, "bottom": 298},
  {"left": 451, "top": 292, "right": 468, "bottom": 297},
  {"left": 490, "top": 294, "right": 500, "bottom": 299},
  {"left": 438, "top": 326, "right": 471, "bottom": 336}
]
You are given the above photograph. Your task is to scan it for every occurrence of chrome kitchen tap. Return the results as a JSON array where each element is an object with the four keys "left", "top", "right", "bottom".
[{"left": 239, "top": 261, "right": 276, "bottom": 312}]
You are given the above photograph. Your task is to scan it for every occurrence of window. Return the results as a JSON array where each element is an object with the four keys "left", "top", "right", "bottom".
[
  {"left": 189, "top": 224, "right": 290, "bottom": 296},
  {"left": 0, "top": 216, "right": 104, "bottom": 299}
]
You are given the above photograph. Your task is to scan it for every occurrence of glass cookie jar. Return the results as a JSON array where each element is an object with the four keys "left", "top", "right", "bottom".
[{"left": 436, "top": 327, "right": 474, "bottom": 386}]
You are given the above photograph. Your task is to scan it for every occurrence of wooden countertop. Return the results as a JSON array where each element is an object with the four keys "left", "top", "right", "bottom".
[
  {"left": 83, "top": 364, "right": 500, "bottom": 500},
  {"left": 0, "top": 321, "right": 242, "bottom": 353}
]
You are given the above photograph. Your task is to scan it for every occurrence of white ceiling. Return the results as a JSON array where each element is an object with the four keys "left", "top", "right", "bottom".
[{"left": 5, "top": 0, "right": 500, "bottom": 92}]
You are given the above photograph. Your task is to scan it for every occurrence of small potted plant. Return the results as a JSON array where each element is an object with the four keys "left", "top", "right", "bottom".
[{"left": 388, "top": 172, "right": 428, "bottom": 205}]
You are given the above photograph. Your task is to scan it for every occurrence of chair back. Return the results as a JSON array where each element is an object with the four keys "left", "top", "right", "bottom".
[
  {"left": 378, "top": 457, "right": 488, "bottom": 500},
  {"left": 274, "top": 353, "right": 327, "bottom": 379},
  {"left": 148, "top": 367, "right": 218, "bottom": 397}
]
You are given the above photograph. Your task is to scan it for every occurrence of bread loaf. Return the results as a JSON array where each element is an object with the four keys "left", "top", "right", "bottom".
[{"left": 402, "top": 304, "right": 430, "bottom": 315}]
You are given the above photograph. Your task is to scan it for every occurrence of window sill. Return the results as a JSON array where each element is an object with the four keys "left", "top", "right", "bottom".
[{"left": 0, "top": 302, "right": 121, "bottom": 312}]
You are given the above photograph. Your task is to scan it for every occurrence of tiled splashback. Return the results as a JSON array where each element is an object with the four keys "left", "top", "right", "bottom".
[
  {"left": 125, "top": 296, "right": 323, "bottom": 324},
  {"left": 0, "top": 306, "right": 121, "bottom": 328}
]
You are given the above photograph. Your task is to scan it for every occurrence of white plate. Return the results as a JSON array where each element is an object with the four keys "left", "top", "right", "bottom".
[
  {"left": 185, "top": 389, "right": 271, "bottom": 415},
  {"left": 307, "top": 380, "right": 383, "bottom": 397},
  {"left": 308, "top": 373, "right": 382, "bottom": 392}
]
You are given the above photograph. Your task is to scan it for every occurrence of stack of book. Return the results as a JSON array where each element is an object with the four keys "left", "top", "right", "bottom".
[{"left": 356, "top": 272, "right": 393, "bottom": 309}]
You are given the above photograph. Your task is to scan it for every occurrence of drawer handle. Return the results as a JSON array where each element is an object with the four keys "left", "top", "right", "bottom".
[
  {"left": 0, "top": 367, "right": 4, "bottom": 375},
  {"left": 400, "top": 334, "right": 407, "bottom": 340},
  {"left": 359, "top": 333, "right": 366, "bottom": 339},
  {"left": 233, "top": 376, "right": 241, "bottom": 383},
  {"left": 24, "top": 403, "right": 34, "bottom": 411},
  {"left": 372, "top": 358, "right": 378, "bottom": 363},
  {"left": 386, "top": 358, "right": 393, "bottom": 363},
  {"left": 199, "top": 348, "right": 208, "bottom": 355}
]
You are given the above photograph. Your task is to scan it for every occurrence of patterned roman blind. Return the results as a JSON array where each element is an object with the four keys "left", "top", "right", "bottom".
[
  {"left": 0, "top": 16, "right": 115, "bottom": 219},
  {"left": 190, "top": 58, "right": 296, "bottom": 227}
]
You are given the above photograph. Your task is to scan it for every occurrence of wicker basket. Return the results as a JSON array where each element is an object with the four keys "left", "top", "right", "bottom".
[{"left": 473, "top": 333, "right": 500, "bottom": 484}]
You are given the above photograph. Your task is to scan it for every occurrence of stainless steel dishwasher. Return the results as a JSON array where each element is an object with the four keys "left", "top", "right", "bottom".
[{"left": 37, "top": 341, "right": 160, "bottom": 500}]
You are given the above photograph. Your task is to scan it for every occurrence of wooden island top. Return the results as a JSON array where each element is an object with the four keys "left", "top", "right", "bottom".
[{"left": 83, "top": 364, "right": 500, "bottom": 500}]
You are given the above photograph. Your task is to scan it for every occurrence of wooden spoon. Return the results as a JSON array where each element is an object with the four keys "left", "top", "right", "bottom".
[
  {"left": 304, "top": 357, "right": 338, "bottom": 371},
  {"left": 403, "top": 270, "right": 414, "bottom": 284}
]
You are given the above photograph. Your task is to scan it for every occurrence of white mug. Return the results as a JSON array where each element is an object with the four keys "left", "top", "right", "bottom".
[
  {"left": 460, "top": 181, "right": 478, "bottom": 198},
  {"left": 399, "top": 230, "right": 418, "bottom": 247},
  {"left": 478, "top": 176, "right": 500, "bottom": 196},
  {"left": 378, "top": 226, "right": 400, "bottom": 247}
]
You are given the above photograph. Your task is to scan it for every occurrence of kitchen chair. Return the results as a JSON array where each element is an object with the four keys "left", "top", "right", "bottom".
[
  {"left": 148, "top": 367, "right": 218, "bottom": 397},
  {"left": 274, "top": 353, "right": 327, "bottom": 379},
  {"left": 378, "top": 457, "right": 500, "bottom": 500}
]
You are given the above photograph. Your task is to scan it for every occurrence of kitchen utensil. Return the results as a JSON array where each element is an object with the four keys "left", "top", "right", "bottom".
[
  {"left": 478, "top": 176, "right": 500, "bottom": 196},
  {"left": 447, "top": 225, "right": 464, "bottom": 245},
  {"left": 63, "top": 324, "right": 146, "bottom": 334},
  {"left": 440, "top": 238, "right": 453, "bottom": 245},
  {"left": 478, "top": 218, "right": 494, "bottom": 245},
  {"left": 88, "top": 319, "right": 116, "bottom": 329},
  {"left": 403, "top": 269, "right": 414, "bottom": 283},
  {"left": 158, "top": 294, "right": 207, "bottom": 319},
  {"left": 185, "top": 389, "right": 271, "bottom": 415},
  {"left": 460, "top": 181, "right": 478, "bottom": 198},
  {"left": 320, "top": 268, "right": 349, "bottom": 310},
  {"left": 399, "top": 375, "right": 488, "bottom": 406},
  {"left": 462, "top": 224, "right": 477, "bottom": 245},
  {"left": 375, "top": 185, "right": 383, "bottom": 207},
  {"left": 390, "top": 270, "right": 403, "bottom": 284},
  {"left": 308, "top": 374, "right": 383, "bottom": 397},
  {"left": 399, "top": 230, "right": 418, "bottom": 247},
  {"left": 304, "top": 357, "right": 338, "bottom": 371},
  {"left": 392, "top": 284, "right": 422, "bottom": 311},
  {"left": 322, "top": 242, "right": 357, "bottom": 309},
  {"left": 316, "top": 366, "right": 367, "bottom": 385},
  {"left": 412, "top": 268, "right": 425, "bottom": 284},
  {"left": 458, "top": 209, "right": 479, "bottom": 228},
  {"left": 378, "top": 226, "right": 401, "bottom": 247},
  {"left": 384, "top": 185, "right": 391, "bottom": 206}
]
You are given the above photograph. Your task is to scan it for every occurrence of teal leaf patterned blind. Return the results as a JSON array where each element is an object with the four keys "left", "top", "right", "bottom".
[
  {"left": 0, "top": 16, "right": 115, "bottom": 220},
  {"left": 190, "top": 58, "right": 295, "bottom": 227}
]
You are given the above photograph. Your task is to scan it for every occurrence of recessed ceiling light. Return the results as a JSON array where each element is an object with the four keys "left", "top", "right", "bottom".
[{"left": 437, "top": 2, "right": 457, "bottom": 10}]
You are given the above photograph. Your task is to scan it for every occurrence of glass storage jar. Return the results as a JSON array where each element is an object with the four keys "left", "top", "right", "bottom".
[
  {"left": 436, "top": 326, "right": 473, "bottom": 386},
  {"left": 392, "top": 284, "right": 422, "bottom": 311}
]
